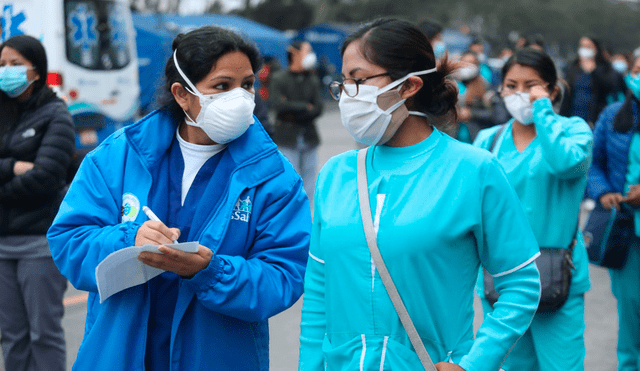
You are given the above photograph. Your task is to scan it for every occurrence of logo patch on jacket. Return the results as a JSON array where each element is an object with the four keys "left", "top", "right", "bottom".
[
  {"left": 121, "top": 193, "right": 140, "bottom": 222},
  {"left": 231, "top": 196, "right": 252, "bottom": 223}
]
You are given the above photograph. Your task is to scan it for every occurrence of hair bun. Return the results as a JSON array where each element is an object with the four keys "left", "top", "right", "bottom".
[{"left": 172, "top": 33, "right": 185, "bottom": 51}]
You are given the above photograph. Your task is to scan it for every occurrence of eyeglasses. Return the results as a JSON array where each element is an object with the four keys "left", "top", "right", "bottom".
[{"left": 328, "top": 72, "right": 390, "bottom": 100}]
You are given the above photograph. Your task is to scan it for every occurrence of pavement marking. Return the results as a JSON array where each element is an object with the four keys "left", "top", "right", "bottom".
[{"left": 64, "top": 292, "right": 88, "bottom": 307}]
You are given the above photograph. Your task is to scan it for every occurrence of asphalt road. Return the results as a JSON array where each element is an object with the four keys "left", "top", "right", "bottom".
[{"left": 1, "top": 101, "right": 621, "bottom": 371}]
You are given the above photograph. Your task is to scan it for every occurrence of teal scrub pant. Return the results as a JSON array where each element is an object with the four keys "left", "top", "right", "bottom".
[
  {"left": 481, "top": 293, "right": 586, "bottom": 371},
  {"left": 610, "top": 242, "right": 640, "bottom": 371}
]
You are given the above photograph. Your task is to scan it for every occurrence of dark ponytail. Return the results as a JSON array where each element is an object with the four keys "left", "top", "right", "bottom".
[{"left": 341, "top": 18, "right": 458, "bottom": 129}]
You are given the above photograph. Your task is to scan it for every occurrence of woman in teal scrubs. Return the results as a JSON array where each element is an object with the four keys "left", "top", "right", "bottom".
[
  {"left": 474, "top": 48, "right": 593, "bottom": 371},
  {"left": 593, "top": 53, "right": 640, "bottom": 371},
  {"left": 299, "top": 18, "right": 541, "bottom": 371}
]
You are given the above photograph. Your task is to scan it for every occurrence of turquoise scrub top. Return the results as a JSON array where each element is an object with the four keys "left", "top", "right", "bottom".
[
  {"left": 474, "top": 97, "right": 593, "bottom": 295},
  {"left": 299, "top": 129, "right": 541, "bottom": 371},
  {"left": 625, "top": 132, "right": 640, "bottom": 236}
]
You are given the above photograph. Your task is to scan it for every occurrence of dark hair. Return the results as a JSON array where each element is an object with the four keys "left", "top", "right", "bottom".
[
  {"left": 340, "top": 18, "right": 458, "bottom": 125},
  {"left": 417, "top": 19, "right": 443, "bottom": 42},
  {"left": 615, "top": 54, "right": 640, "bottom": 133},
  {"left": 582, "top": 36, "right": 609, "bottom": 67},
  {"left": 287, "top": 40, "right": 305, "bottom": 65},
  {"left": 524, "top": 34, "right": 545, "bottom": 49},
  {"left": 502, "top": 48, "right": 558, "bottom": 99},
  {"left": 161, "top": 26, "right": 262, "bottom": 119},
  {"left": 1, "top": 35, "right": 48, "bottom": 93}
]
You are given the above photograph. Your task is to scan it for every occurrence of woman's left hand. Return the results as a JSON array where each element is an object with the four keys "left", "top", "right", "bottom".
[
  {"left": 138, "top": 244, "right": 213, "bottom": 278},
  {"left": 623, "top": 184, "right": 640, "bottom": 206},
  {"left": 529, "top": 85, "right": 550, "bottom": 103},
  {"left": 435, "top": 362, "right": 466, "bottom": 371}
]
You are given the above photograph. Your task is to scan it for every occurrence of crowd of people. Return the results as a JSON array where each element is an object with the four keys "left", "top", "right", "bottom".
[{"left": 0, "top": 13, "right": 639, "bottom": 371}]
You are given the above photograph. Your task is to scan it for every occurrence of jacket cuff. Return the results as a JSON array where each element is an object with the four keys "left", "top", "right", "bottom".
[
  {"left": 124, "top": 222, "right": 141, "bottom": 248},
  {"left": 183, "top": 254, "right": 223, "bottom": 291}
]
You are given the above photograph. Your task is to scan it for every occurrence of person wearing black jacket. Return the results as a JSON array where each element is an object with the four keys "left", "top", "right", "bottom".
[
  {"left": 561, "top": 36, "right": 625, "bottom": 127},
  {"left": 0, "top": 35, "right": 75, "bottom": 371},
  {"left": 269, "top": 41, "right": 323, "bottom": 204}
]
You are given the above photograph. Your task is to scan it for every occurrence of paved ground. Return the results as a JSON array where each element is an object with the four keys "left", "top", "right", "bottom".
[{"left": 1, "top": 101, "right": 622, "bottom": 371}]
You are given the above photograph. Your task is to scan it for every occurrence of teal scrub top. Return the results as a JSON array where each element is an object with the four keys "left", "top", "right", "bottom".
[
  {"left": 625, "top": 132, "right": 640, "bottom": 236},
  {"left": 299, "top": 129, "right": 541, "bottom": 371},
  {"left": 474, "top": 97, "right": 593, "bottom": 295}
]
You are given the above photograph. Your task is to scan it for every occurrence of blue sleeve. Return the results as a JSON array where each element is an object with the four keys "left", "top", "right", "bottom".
[
  {"left": 587, "top": 107, "right": 615, "bottom": 201},
  {"left": 47, "top": 155, "right": 140, "bottom": 292},
  {"left": 183, "top": 177, "right": 311, "bottom": 323},
  {"left": 459, "top": 157, "right": 541, "bottom": 371},
  {"left": 532, "top": 98, "right": 593, "bottom": 180},
  {"left": 298, "top": 191, "right": 325, "bottom": 371}
]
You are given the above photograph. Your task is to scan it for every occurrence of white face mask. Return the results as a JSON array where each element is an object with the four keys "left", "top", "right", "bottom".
[
  {"left": 302, "top": 52, "right": 317, "bottom": 70},
  {"left": 578, "top": 47, "right": 596, "bottom": 60},
  {"left": 173, "top": 51, "right": 255, "bottom": 144},
  {"left": 454, "top": 65, "right": 479, "bottom": 81},
  {"left": 504, "top": 92, "right": 534, "bottom": 125},
  {"left": 339, "top": 68, "right": 437, "bottom": 146}
]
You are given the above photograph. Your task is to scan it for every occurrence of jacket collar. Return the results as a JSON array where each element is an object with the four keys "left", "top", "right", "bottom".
[{"left": 124, "top": 109, "right": 279, "bottom": 172}]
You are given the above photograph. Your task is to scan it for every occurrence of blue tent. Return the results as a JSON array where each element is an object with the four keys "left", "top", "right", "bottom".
[
  {"left": 133, "top": 13, "right": 291, "bottom": 67},
  {"left": 295, "top": 23, "right": 360, "bottom": 80},
  {"left": 133, "top": 15, "right": 177, "bottom": 113}
]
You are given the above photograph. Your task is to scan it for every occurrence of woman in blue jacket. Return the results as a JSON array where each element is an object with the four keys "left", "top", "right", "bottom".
[
  {"left": 475, "top": 48, "right": 593, "bottom": 371},
  {"left": 299, "top": 18, "right": 541, "bottom": 371},
  {"left": 47, "top": 26, "right": 311, "bottom": 371},
  {"left": 588, "top": 53, "right": 640, "bottom": 371}
]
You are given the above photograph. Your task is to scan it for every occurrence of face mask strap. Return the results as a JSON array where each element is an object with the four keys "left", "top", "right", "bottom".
[
  {"left": 173, "top": 50, "right": 202, "bottom": 98},
  {"left": 378, "top": 67, "right": 438, "bottom": 95}
]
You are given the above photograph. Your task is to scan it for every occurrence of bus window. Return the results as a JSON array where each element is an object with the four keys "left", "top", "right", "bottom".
[{"left": 64, "top": 0, "right": 131, "bottom": 70}]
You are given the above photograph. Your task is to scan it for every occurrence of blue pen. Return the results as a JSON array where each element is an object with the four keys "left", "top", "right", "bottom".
[{"left": 142, "top": 206, "right": 179, "bottom": 244}]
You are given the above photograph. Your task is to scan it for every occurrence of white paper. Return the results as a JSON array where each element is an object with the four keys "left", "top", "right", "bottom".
[{"left": 95, "top": 241, "right": 199, "bottom": 303}]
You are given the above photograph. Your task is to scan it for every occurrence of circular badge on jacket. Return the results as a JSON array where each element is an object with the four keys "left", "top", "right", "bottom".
[{"left": 121, "top": 193, "right": 140, "bottom": 222}]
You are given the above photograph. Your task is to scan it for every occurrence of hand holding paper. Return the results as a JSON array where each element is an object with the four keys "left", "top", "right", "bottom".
[
  {"left": 95, "top": 241, "right": 200, "bottom": 303},
  {"left": 138, "top": 243, "right": 213, "bottom": 278}
]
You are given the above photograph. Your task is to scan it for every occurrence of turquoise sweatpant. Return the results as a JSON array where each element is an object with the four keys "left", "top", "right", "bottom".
[
  {"left": 610, "top": 242, "right": 640, "bottom": 371},
  {"left": 481, "top": 293, "right": 586, "bottom": 371}
]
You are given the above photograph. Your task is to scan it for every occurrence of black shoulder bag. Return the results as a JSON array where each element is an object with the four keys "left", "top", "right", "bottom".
[{"left": 482, "top": 125, "right": 576, "bottom": 312}]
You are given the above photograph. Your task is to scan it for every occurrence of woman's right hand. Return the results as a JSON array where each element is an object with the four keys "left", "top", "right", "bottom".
[
  {"left": 13, "top": 161, "right": 34, "bottom": 175},
  {"left": 135, "top": 221, "right": 181, "bottom": 246},
  {"left": 600, "top": 192, "right": 624, "bottom": 210}
]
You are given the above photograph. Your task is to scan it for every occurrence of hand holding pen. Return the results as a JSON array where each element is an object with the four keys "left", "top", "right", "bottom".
[
  {"left": 136, "top": 206, "right": 213, "bottom": 278},
  {"left": 134, "top": 206, "right": 181, "bottom": 246}
]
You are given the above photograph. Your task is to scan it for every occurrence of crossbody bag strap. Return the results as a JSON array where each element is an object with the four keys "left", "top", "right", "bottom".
[
  {"left": 489, "top": 124, "right": 507, "bottom": 153},
  {"left": 356, "top": 148, "right": 437, "bottom": 371}
]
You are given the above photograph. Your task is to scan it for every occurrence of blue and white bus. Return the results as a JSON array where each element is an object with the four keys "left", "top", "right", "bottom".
[{"left": 0, "top": 0, "right": 140, "bottom": 158}]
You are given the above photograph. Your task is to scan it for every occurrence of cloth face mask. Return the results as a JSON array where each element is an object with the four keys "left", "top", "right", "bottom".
[
  {"left": 339, "top": 68, "right": 437, "bottom": 146},
  {"left": 578, "top": 47, "right": 596, "bottom": 59},
  {"left": 173, "top": 51, "right": 255, "bottom": 144},
  {"left": 504, "top": 92, "right": 534, "bottom": 125},
  {"left": 0, "top": 65, "right": 34, "bottom": 98}
]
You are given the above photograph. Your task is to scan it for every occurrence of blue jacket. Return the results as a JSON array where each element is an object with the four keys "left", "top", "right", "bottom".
[
  {"left": 47, "top": 109, "right": 311, "bottom": 371},
  {"left": 587, "top": 100, "right": 640, "bottom": 201}
]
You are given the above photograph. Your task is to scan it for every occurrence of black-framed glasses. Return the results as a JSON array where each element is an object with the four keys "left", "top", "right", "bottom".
[{"left": 328, "top": 72, "right": 390, "bottom": 100}]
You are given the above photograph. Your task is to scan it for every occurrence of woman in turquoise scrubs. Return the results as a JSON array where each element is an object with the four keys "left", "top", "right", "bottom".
[
  {"left": 299, "top": 18, "right": 541, "bottom": 371},
  {"left": 592, "top": 53, "right": 640, "bottom": 371},
  {"left": 474, "top": 48, "right": 593, "bottom": 371}
]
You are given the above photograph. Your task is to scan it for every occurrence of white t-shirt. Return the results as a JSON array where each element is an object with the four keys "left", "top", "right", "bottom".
[{"left": 176, "top": 128, "right": 226, "bottom": 205}]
